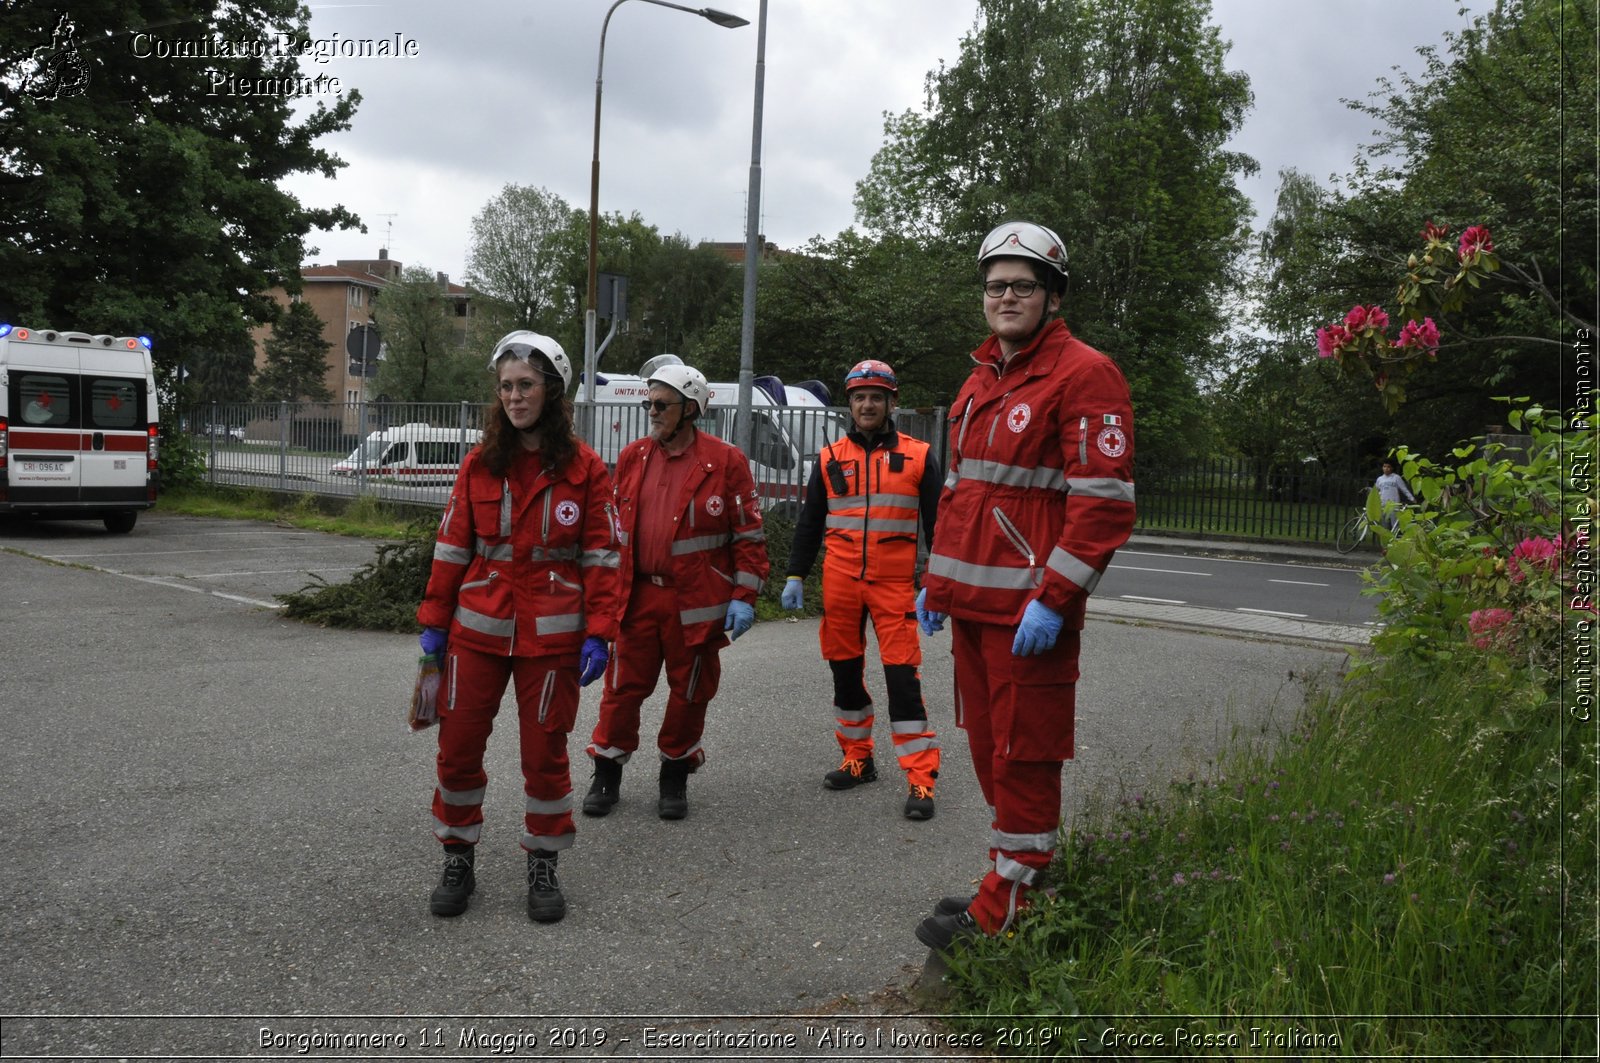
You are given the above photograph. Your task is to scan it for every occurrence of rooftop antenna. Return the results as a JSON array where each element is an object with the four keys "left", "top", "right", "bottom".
[{"left": 375, "top": 212, "right": 398, "bottom": 254}]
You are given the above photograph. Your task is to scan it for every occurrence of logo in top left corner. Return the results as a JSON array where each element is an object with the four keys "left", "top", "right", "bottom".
[{"left": 22, "top": 13, "right": 92, "bottom": 101}]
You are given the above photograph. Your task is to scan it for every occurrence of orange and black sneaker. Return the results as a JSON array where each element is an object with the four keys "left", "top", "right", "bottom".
[
  {"left": 904, "top": 783, "right": 936, "bottom": 820},
  {"left": 823, "top": 756, "right": 878, "bottom": 790}
]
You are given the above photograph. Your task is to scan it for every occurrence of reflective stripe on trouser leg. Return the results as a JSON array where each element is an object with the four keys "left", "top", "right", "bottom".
[
  {"left": 884, "top": 662, "right": 938, "bottom": 785},
  {"left": 828, "top": 656, "right": 873, "bottom": 759},
  {"left": 513, "top": 654, "right": 580, "bottom": 853},
  {"left": 588, "top": 580, "right": 669, "bottom": 764},
  {"left": 658, "top": 621, "right": 722, "bottom": 766},
  {"left": 432, "top": 646, "right": 511, "bottom": 845}
]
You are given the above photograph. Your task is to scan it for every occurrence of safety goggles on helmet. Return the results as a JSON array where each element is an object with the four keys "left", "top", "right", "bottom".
[
  {"left": 646, "top": 363, "right": 711, "bottom": 412},
  {"left": 976, "top": 221, "right": 1069, "bottom": 282},
  {"left": 490, "top": 330, "right": 572, "bottom": 393},
  {"left": 844, "top": 359, "right": 898, "bottom": 394}
]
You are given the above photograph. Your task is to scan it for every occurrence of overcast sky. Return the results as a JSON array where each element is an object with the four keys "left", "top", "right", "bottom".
[{"left": 278, "top": 0, "right": 1485, "bottom": 281}]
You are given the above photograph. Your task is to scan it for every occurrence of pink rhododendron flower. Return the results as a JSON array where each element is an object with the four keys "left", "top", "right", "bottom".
[
  {"left": 1509, "top": 536, "right": 1561, "bottom": 582},
  {"left": 1397, "top": 317, "right": 1441, "bottom": 351},
  {"left": 1458, "top": 225, "right": 1494, "bottom": 259},
  {"left": 1421, "top": 220, "right": 1450, "bottom": 242},
  {"left": 1469, "top": 608, "right": 1516, "bottom": 650},
  {"left": 1316, "top": 323, "right": 1352, "bottom": 358}
]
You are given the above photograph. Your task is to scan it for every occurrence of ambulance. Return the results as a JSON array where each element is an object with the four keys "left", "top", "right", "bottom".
[
  {"left": 330, "top": 422, "right": 482, "bottom": 485},
  {"left": 0, "top": 324, "right": 160, "bottom": 533},
  {"left": 584, "top": 354, "right": 848, "bottom": 510}
]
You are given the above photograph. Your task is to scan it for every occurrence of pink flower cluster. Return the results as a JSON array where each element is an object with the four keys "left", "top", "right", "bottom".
[
  {"left": 1458, "top": 225, "right": 1494, "bottom": 260},
  {"left": 1315, "top": 323, "right": 1352, "bottom": 358},
  {"left": 1468, "top": 608, "right": 1516, "bottom": 650},
  {"left": 1345, "top": 304, "right": 1390, "bottom": 332},
  {"left": 1509, "top": 536, "right": 1562, "bottom": 582},
  {"left": 1396, "top": 317, "right": 1441, "bottom": 352}
]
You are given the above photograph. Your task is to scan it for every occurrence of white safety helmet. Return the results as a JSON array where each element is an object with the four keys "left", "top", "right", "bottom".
[
  {"left": 490, "top": 330, "right": 572, "bottom": 393},
  {"left": 977, "top": 220, "right": 1069, "bottom": 286},
  {"left": 647, "top": 363, "right": 711, "bottom": 414}
]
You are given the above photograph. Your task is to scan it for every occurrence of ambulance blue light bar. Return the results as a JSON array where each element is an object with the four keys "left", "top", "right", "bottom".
[{"left": 0, "top": 324, "right": 12, "bottom": 338}]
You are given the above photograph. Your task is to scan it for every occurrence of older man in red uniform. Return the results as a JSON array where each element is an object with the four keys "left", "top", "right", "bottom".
[
  {"left": 582, "top": 361, "right": 767, "bottom": 820},
  {"left": 915, "top": 221, "right": 1136, "bottom": 950}
]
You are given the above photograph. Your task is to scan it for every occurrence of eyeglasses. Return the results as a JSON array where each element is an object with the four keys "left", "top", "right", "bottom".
[
  {"left": 498, "top": 379, "right": 545, "bottom": 396},
  {"left": 640, "top": 398, "right": 683, "bottom": 413},
  {"left": 983, "top": 279, "right": 1042, "bottom": 298}
]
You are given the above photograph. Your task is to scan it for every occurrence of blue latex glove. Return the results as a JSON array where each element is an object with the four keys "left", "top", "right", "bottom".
[
  {"left": 780, "top": 577, "right": 805, "bottom": 611},
  {"left": 915, "top": 587, "right": 945, "bottom": 636},
  {"left": 578, "top": 636, "right": 608, "bottom": 687},
  {"left": 725, "top": 599, "right": 755, "bottom": 640},
  {"left": 419, "top": 626, "right": 447, "bottom": 657},
  {"left": 1012, "top": 599, "right": 1064, "bottom": 657}
]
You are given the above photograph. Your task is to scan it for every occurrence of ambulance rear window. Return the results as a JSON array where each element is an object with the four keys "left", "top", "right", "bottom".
[
  {"left": 86, "top": 377, "right": 143, "bottom": 429},
  {"left": 15, "top": 373, "right": 73, "bottom": 427}
]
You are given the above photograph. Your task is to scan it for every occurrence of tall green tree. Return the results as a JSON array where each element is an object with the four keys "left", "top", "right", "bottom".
[
  {"left": 465, "top": 184, "right": 579, "bottom": 337},
  {"left": 0, "top": 1, "right": 361, "bottom": 371},
  {"left": 852, "top": 0, "right": 1256, "bottom": 466},
  {"left": 372, "top": 266, "right": 478, "bottom": 402},
  {"left": 188, "top": 336, "right": 257, "bottom": 405},
  {"left": 255, "top": 301, "right": 332, "bottom": 402}
]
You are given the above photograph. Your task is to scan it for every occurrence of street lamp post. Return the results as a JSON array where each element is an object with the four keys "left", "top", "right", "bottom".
[
  {"left": 733, "top": 0, "right": 767, "bottom": 457},
  {"left": 583, "top": 0, "right": 749, "bottom": 414}
]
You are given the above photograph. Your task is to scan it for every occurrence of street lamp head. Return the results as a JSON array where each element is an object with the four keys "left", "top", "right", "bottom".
[{"left": 699, "top": 7, "right": 749, "bottom": 28}]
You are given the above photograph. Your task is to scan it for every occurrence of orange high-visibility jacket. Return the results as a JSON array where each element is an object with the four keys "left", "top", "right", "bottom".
[
  {"left": 924, "top": 319, "right": 1135, "bottom": 629},
  {"left": 419, "top": 443, "right": 623, "bottom": 656},
  {"left": 817, "top": 431, "right": 934, "bottom": 582},
  {"left": 612, "top": 429, "right": 768, "bottom": 645}
]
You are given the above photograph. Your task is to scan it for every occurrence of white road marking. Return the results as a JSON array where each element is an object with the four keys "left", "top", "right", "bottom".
[
  {"left": 1121, "top": 595, "right": 1188, "bottom": 605},
  {"left": 1112, "top": 564, "right": 1212, "bottom": 577},
  {"left": 1237, "top": 607, "right": 1309, "bottom": 618},
  {"left": 1268, "top": 578, "right": 1330, "bottom": 587}
]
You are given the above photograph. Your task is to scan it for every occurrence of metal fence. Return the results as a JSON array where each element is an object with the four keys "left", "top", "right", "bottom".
[{"left": 181, "top": 402, "right": 1366, "bottom": 545}]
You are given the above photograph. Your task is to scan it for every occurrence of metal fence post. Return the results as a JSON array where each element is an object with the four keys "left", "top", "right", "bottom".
[{"left": 278, "top": 400, "right": 289, "bottom": 491}]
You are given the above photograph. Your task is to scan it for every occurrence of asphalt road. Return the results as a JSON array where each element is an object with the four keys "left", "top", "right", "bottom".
[
  {"left": 1102, "top": 548, "right": 1376, "bottom": 627},
  {"left": 0, "top": 513, "right": 1351, "bottom": 1058}
]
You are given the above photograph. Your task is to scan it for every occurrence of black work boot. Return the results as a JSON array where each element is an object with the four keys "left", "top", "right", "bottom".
[
  {"left": 582, "top": 756, "right": 622, "bottom": 817},
  {"left": 658, "top": 759, "right": 692, "bottom": 820},
  {"left": 526, "top": 849, "right": 566, "bottom": 923},
  {"left": 823, "top": 755, "right": 878, "bottom": 790},
  {"left": 429, "top": 844, "right": 475, "bottom": 917}
]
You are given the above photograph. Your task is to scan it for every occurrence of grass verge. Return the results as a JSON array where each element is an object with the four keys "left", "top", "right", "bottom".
[{"left": 156, "top": 486, "right": 417, "bottom": 540}]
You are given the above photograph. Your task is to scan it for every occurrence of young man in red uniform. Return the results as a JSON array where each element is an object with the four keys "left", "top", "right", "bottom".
[
  {"left": 781, "top": 359, "right": 944, "bottom": 819},
  {"left": 582, "top": 362, "right": 768, "bottom": 820},
  {"left": 418, "top": 331, "right": 621, "bottom": 923},
  {"left": 914, "top": 221, "right": 1136, "bottom": 950}
]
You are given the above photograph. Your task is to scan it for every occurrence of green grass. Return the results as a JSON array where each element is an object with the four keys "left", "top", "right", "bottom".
[
  {"left": 156, "top": 485, "right": 416, "bottom": 539},
  {"left": 932, "top": 652, "right": 1592, "bottom": 1057}
]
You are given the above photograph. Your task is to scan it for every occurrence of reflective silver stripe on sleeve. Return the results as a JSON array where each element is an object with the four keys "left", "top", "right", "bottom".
[
  {"left": 672, "top": 534, "right": 731, "bottom": 556},
  {"left": 522, "top": 830, "right": 575, "bottom": 851},
  {"left": 456, "top": 606, "right": 514, "bottom": 638},
  {"left": 944, "top": 469, "right": 960, "bottom": 491},
  {"left": 475, "top": 541, "right": 514, "bottom": 561},
  {"left": 1067, "top": 477, "right": 1136, "bottom": 502},
  {"left": 736, "top": 571, "right": 763, "bottom": 591},
  {"left": 962, "top": 458, "right": 1067, "bottom": 492},
  {"left": 433, "top": 818, "right": 481, "bottom": 844},
  {"left": 530, "top": 545, "right": 580, "bottom": 562},
  {"left": 535, "top": 613, "right": 584, "bottom": 635},
  {"left": 732, "top": 528, "right": 766, "bottom": 543},
  {"left": 926, "top": 553, "right": 1039, "bottom": 591},
  {"left": 1047, "top": 545, "right": 1102, "bottom": 593},
  {"left": 436, "top": 784, "right": 486, "bottom": 807},
  {"left": 433, "top": 542, "right": 472, "bottom": 565},
  {"left": 994, "top": 828, "right": 1057, "bottom": 853},
  {"left": 893, "top": 735, "right": 941, "bottom": 755},
  {"left": 995, "top": 854, "right": 1044, "bottom": 886},
  {"left": 525, "top": 793, "right": 574, "bottom": 816},
  {"left": 680, "top": 603, "right": 729, "bottom": 626},
  {"left": 580, "top": 548, "right": 620, "bottom": 568}
]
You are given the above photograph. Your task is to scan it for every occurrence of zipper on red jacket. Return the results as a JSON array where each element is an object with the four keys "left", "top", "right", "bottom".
[{"left": 992, "top": 505, "right": 1040, "bottom": 587}]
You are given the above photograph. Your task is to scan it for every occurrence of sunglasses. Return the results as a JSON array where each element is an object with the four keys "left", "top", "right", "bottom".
[{"left": 640, "top": 398, "right": 683, "bottom": 413}]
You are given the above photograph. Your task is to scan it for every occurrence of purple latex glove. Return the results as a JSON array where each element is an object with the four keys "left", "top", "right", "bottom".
[
  {"left": 578, "top": 636, "right": 608, "bottom": 687},
  {"left": 419, "top": 626, "right": 447, "bottom": 657}
]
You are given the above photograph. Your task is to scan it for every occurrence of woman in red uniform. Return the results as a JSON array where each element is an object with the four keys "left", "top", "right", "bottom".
[{"left": 417, "top": 331, "right": 621, "bottom": 923}]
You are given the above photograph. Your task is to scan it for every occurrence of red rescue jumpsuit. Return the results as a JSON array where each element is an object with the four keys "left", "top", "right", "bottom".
[
  {"left": 923, "top": 318, "right": 1135, "bottom": 933},
  {"left": 418, "top": 443, "right": 621, "bottom": 854},
  {"left": 786, "top": 425, "right": 943, "bottom": 786},
  {"left": 587, "top": 428, "right": 768, "bottom": 769}
]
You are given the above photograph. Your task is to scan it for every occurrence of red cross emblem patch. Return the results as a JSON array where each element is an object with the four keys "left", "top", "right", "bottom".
[{"left": 1007, "top": 403, "right": 1032, "bottom": 433}]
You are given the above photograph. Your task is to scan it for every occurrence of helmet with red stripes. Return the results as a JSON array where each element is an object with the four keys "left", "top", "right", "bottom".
[{"left": 843, "top": 359, "right": 897, "bottom": 395}]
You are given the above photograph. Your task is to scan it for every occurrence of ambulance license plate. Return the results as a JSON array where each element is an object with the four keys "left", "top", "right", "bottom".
[{"left": 20, "top": 460, "right": 68, "bottom": 475}]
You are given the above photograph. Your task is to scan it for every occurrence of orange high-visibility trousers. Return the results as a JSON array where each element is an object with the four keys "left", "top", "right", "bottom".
[
  {"left": 950, "top": 617, "right": 1081, "bottom": 934},
  {"left": 820, "top": 568, "right": 939, "bottom": 786}
]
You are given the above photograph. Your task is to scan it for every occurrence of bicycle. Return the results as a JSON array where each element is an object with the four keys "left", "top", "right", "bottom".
[{"left": 1334, "top": 505, "right": 1434, "bottom": 554}]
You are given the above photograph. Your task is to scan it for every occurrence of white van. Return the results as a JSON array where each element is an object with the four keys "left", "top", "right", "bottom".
[
  {"left": 0, "top": 323, "right": 160, "bottom": 533},
  {"left": 584, "top": 355, "right": 849, "bottom": 510},
  {"left": 330, "top": 422, "right": 482, "bottom": 485}
]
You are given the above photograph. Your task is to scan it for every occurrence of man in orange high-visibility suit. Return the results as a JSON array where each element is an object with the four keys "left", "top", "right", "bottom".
[
  {"left": 781, "top": 359, "right": 944, "bottom": 820},
  {"left": 914, "top": 221, "right": 1136, "bottom": 953},
  {"left": 581, "top": 361, "right": 768, "bottom": 821}
]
